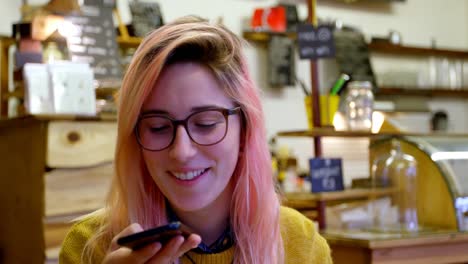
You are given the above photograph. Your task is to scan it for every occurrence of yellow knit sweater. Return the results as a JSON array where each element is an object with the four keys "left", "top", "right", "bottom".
[{"left": 59, "top": 206, "right": 332, "bottom": 263}]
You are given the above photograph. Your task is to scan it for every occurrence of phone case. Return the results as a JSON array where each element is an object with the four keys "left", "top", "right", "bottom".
[{"left": 117, "top": 221, "right": 182, "bottom": 250}]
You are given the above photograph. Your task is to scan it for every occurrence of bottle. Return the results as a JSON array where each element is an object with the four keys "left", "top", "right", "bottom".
[
  {"left": 344, "top": 81, "right": 374, "bottom": 131},
  {"left": 43, "top": 42, "right": 64, "bottom": 63},
  {"left": 371, "top": 140, "right": 418, "bottom": 232}
]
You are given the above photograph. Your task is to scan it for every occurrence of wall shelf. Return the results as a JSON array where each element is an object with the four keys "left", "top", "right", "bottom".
[
  {"left": 368, "top": 41, "right": 468, "bottom": 59},
  {"left": 277, "top": 128, "right": 468, "bottom": 138},
  {"left": 243, "top": 31, "right": 468, "bottom": 59},
  {"left": 376, "top": 87, "right": 468, "bottom": 98},
  {"left": 242, "top": 31, "right": 296, "bottom": 43}
]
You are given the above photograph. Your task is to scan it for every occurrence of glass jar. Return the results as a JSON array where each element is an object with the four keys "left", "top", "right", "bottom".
[
  {"left": 371, "top": 140, "right": 419, "bottom": 232},
  {"left": 43, "top": 42, "right": 64, "bottom": 63},
  {"left": 344, "top": 81, "right": 374, "bottom": 131}
]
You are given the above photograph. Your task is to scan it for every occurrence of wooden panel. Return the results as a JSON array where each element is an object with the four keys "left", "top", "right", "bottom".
[
  {"left": 371, "top": 240, "right": 468, "bottom": 264},
  {"left": 44, "top": 222, "right": 75, "bottom": 249},
  {"left": 406, "top": 141, "right": 457, "bottom": 229},
  {"left": 47, "top": 121, "right": 117, "bottom": 168},
  {"left": 45, "top": 162, "right": 113, "bottom": 217},
  {"left": 325, "top": 231, "right": 468, "bottom": 264},
  {"left": 43, "top": 162, "right": 113, "bottom": 260},
  {"left": 330, "top": 244, "right": 371, "bottom": 264},
  {"left": 0, "top": 37, "right": 15, "bottom": 117},
  {"left": 0, "top": 116, "right": 46, "bottom": 264}
]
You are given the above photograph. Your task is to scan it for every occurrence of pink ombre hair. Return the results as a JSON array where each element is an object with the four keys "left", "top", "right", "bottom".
[{"left": 84, "top": 16, "right": 283, "bottom": 263}]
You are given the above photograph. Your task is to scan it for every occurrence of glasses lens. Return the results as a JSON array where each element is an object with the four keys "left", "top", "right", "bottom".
[
  {"left": 188, "top": 110, "right": 227, "bottom": 145},
  {"left": 137, "top": 116, "right": 174, "bottom": 150}
]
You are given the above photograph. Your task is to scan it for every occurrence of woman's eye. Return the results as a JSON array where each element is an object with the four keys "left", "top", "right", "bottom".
[
  {"left": 149, "top": 125, "right": 171, "bottom": 133},
  {"left": 195, "top": 121, "right": 218, "bottom": 128}
]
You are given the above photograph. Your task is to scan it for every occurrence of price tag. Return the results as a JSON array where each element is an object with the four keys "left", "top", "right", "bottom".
[
  {"left": 309, "top": 158, "right": 344, "bottom": 193},
  {"left": 297, "top": 24, "right": 335, "bottom": 60}
]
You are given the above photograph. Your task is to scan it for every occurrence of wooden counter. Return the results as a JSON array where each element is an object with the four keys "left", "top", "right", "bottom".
[
  {"left": 323, "top": 229, "right": 468, "bottom": 264},
  {"left": 0, "top": 115, "right": 115, "bottom": 263}
]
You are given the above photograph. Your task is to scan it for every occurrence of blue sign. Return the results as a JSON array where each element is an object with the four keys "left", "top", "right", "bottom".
[{"left": 309, "top": 158, "right": 344, "bottom": 193}]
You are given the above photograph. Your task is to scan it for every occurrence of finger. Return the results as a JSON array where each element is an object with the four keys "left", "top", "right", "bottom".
[
  {"left": 146, "top": 235, "right": 185, "bottom": 264},
  {"left": 104, "top": 242, "right": 162, "bottom": 264},
  {"left": 109, "top": 223, "right": 144, "bottom": 251},
  {"left": 175, "top": 234, "right": 202, "bottom": 258}
]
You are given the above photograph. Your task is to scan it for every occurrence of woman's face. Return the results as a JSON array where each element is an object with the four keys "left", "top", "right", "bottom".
[{"left": 140, "top": 62, "right": 241, "bottom": 213}]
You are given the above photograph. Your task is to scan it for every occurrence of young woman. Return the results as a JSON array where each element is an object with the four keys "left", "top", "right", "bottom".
[{"left": 59, "top": 16, "right": 332, "bottom": 264}]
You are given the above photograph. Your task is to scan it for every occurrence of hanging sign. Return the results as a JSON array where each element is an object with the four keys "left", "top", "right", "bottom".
[{"left": 297, "top": 24, "right": 335, "bottom": 60}]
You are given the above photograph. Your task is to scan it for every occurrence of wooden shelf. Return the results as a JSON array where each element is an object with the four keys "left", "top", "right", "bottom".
[
  {"left": 117, "top": 36, "right": 143, "bottom": 49},
  {"left": 243, "top": 31, "right": 468, "bottom": 59},
  {"left": 2, "top": 86, "right": 118, "bottom": 101},
  {"left": 284, "top": 188, "right": 396, "bottom": 203},
  {"left": 368, "top": 41, "right": 468, "bottom": 59},
  {"left": 242, "top": 31, "right": 297, "bottom": 43},
  {"left": 323, "top": 230, "right": 468, "bottom": 264},
  {"left": 376, "top": 87, "right": 468, "bottom": 98},
  {"left": 277, "top": 128, "right": 468, "bottom": 138}
]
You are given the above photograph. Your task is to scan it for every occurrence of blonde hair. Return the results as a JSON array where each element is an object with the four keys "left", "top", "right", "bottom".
[{"left": 85, "top": 16, "right": 283, "bottom": 263}]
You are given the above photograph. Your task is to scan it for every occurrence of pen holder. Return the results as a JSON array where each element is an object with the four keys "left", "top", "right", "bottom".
[{"left": 304, "top": 95, "right": 340, "bottom": 129}]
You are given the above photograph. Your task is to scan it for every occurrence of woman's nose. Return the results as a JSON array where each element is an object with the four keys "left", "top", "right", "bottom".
[{"left": 168, "top": 125, "right": 197, "bottom": 161}]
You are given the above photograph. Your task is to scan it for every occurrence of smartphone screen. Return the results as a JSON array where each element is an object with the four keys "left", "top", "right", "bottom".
[{"left": 117, "top": 221, "right": 184, "bottom": 250}]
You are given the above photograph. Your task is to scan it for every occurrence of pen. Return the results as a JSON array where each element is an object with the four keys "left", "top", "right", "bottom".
[
  {"left": 296, "top": 75, "right": 311, "bottom": 96},
  {"left": 330, "top": 73, "right": 350, "bottom": 95}
]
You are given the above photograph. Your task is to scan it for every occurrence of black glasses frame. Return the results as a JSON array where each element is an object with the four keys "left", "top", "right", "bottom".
[{"left": 135, "top": 107, "right": 241, "bottom": 151}]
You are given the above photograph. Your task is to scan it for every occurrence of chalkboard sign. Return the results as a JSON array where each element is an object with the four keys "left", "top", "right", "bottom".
[
  {"left": 309, "top": 158, "right": 344, "bottom": 193},
  {"left": 297, "top": 24, "right": 335, "bottom": 60},
  {"left": 64, "top": 5, "right": 122, "bottom": 83}
]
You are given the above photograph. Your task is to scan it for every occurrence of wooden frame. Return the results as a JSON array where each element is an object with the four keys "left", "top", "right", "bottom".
[{"left": 0, "top": 37, "right": 16, "bottom": 117}]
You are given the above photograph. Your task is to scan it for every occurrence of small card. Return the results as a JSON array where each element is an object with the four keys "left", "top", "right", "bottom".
[
  {"left": 49, "top": 62, "right": 96, "bottom": 115},
  {"left": 309, "top": 157, "right": 344, "bottom": 193},
  {"left": 23, "top": 62, "right": 96, "bottom": 115},
  {"left": 23, "top": 63, "right": 54, "bottom": 114}
]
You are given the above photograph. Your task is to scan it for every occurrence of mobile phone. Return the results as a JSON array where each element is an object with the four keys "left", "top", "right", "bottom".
[{"left": 117, "top": 221, "right": 186, "bottom": 250}]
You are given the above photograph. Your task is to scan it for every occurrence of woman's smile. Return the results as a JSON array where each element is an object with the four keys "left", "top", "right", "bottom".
[{"left": 171, "top": 168, "right": 208, "bottom": 181}]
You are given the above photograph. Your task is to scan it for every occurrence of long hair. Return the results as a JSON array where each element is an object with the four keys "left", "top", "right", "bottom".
[{"left": 85, "top": 16, "right": 283, "bottom": 264}]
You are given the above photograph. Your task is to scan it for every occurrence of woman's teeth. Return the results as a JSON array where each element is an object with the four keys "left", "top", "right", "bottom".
[{"left": 173, "top": 169, "right": 205, "bottom": 180}]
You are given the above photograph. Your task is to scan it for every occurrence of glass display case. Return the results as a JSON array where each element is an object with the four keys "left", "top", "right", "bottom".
[{"left": 370, "top": 135, "right": 468, "bottom": 231}]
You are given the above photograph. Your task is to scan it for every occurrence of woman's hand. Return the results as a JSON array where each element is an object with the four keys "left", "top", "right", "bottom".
[{"left": 103, "top": 223, "right": 201, "bottom": 264}]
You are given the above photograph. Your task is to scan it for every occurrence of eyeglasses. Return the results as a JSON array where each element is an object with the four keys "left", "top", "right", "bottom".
[{"left": 135, "top": 107, "right": 241, "bottom": 151}]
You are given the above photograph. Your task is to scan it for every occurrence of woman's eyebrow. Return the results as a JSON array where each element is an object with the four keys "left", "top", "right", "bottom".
[
  {"left": 140, "top": 105, "right": 228, "bottom": 116},
  {"left": 191, "top": 105, "right": 227, "bottom": 111},
  {"left": 140, "top": 109, "right": 169, "bottom": 116}
]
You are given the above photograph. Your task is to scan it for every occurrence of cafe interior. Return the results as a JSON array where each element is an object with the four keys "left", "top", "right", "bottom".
[{"left": 1, "top": 0, "right": 468, "bottom": 263}]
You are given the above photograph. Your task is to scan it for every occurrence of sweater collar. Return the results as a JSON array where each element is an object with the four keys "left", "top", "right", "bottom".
[{"left": 166, "top": 203, "right": 235, "bottom": 254}]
